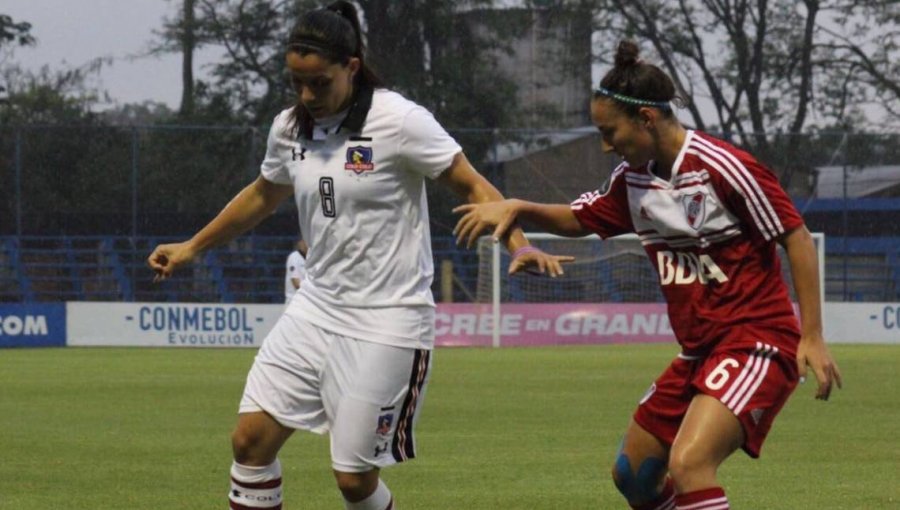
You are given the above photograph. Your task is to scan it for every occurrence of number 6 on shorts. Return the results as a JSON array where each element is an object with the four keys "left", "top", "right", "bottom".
[{"left": 704, "top": 358, "right": 739, "bottom": 390}]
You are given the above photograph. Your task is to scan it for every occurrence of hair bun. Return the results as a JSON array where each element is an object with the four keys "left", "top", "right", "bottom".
[
  {"left": 327, "top": 1, "right": 356, "bottom": 20},
  {"left": 614, "top": 40, "right": 640, "bottom": 68}
]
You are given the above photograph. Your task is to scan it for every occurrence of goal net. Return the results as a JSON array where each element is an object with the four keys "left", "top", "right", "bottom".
[{"left": 475, "top": 232, "right": 825, "bottom": 346}]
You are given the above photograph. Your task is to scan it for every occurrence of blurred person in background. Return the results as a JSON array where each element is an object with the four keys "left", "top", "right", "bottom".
[
  {"left": 285, "top": 238, "right": 308, "bottom": 304},
  {"left": 147, "top": 2, "right": 566, "bottom": 509},
  {"left": 453, "top": 39, "right": 842, "bottom": 510}
]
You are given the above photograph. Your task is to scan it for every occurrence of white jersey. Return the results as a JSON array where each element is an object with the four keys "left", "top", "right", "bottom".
[
  {"left": 284, "top": 250, "right": 307, "bottom": 302},
  {"left": 260, "top": 88, "right": 461, "bottom": 349}
]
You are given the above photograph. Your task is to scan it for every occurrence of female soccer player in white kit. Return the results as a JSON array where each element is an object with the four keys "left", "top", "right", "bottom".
[{"left": 147, "top": 2, "right": 567, "bottom": 509}]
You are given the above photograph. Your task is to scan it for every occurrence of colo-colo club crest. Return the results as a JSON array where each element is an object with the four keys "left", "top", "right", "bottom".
[
  {"left": 682, "top": 192, "right": 706, "bottom": 230},
  {"left": 345, "top": 146, "right": 375, "bottom": 174}
]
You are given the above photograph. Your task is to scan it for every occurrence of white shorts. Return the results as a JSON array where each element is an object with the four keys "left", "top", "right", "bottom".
[{"left": 239, "top": 313, "right": 432, "bottom": 473}]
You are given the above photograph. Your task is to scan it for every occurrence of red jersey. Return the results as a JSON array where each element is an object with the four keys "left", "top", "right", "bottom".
[{"left": 571, "top": 130, "right": 804, "bottom": 356}]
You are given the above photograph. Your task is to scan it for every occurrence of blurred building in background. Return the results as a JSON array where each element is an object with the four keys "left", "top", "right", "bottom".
[{"left": 462, "top": 3, "right": 593, "bottom": 129}]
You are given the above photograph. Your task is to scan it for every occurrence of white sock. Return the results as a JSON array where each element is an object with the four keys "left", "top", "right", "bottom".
[
  {"left": 229, "top": 460, "right": 283, "bottom": 509},
  {"left": 344, "top": 479, "right": 394, "bottom": 510}
]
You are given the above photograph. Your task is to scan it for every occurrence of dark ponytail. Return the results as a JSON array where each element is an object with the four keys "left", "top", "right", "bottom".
[
  {"left": 595, "top": 40, "right": 682, "bottom": 117},
  {"left": 287, "top": 1, "right": 382, "bottom": 135}
]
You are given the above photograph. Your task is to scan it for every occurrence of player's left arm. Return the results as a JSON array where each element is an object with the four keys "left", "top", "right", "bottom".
[
  {"left": 778, "top": 225, "right": 843, "bottom": 400},
  {"left": 437, "top": 152, "right": 574, "bottom": 277}
]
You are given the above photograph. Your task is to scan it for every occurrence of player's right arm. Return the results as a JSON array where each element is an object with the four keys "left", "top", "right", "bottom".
[
  {"left": 453, "top": 198, "right": 588, "bottom": 247},
  {"left": 148, "top": 176, "right": 294, "bottom": 281},
  {"left": 780, "top": 226, "right": 843, "bottom": 400}
]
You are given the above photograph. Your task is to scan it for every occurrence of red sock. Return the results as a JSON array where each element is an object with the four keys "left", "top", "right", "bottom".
[
  {"left": 675, "top": 487, "right": 729, "bottom": 510},
  {"left": 632, "top": 478, "right": 675, "bottom": 510}
]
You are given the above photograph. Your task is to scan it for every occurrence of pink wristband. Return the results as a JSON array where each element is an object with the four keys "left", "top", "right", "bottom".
[{"left": 511, "top": 246, "right": 540, "bottom": 259}]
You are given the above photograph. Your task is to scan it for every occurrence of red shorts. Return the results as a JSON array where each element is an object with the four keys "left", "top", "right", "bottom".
[{"left": 633, "top": 340, "right": 799, "bottom": 458}]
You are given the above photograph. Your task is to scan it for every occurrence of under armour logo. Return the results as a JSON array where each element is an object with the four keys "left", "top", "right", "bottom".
[{"left": 292, "top": 147, "right": 307, "bottom": 161}]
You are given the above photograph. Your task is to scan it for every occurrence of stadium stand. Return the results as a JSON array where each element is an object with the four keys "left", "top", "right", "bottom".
[
  {"left": 432, "top": 235, "right": 481, "bottom": 303},
  {"left": 0, "top": 237, "right": 32, "bottom": 302},
  {"left": 825, "top": 237, "right": 900, "bottom": 302},
  {"left": 0, "top": 235, "right": 896, "bottom": 303}
]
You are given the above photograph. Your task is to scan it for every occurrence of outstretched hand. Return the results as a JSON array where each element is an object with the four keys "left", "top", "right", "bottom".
[
  {"left": 453, "top": 200, "right": 520, "bottom": 248},
  {"left": 796, "top": 333, "right": 843, "bottom": 400},
  {"left": 509, "top": 248, "right": 575, "bottom": 277},
  {"left": 453, "top": 200, "right": 575, "bottom": 275},
  {"left": 147, "top": 241, "right": 197, "bottom": 282}
]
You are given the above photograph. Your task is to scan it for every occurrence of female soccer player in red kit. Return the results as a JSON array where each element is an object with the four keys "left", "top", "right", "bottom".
[{"left": 454, "top": 40, "right": 842, "bottom": 510}]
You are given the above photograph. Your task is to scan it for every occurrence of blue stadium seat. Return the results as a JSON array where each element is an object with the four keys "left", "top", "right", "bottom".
[{"left": 0, "top": 234, "right": 896, "bottom": 304}]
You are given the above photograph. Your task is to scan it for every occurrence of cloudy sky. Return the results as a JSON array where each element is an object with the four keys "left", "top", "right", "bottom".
[{"left": 3, "top": 0, "right": 219, "bottom": 108}]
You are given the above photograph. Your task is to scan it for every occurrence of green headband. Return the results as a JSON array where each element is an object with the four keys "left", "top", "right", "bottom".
[{"left": 594, "top": 86, "right": 671, "bottom": 110}]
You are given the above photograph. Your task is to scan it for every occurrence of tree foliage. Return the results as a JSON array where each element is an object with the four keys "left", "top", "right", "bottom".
[
  {"left": 0, "top": 13, "right": 35, "bottom": 104},
  {"left": 151, "top": 1, "right": 528, "bottom": 134},
  {"left": 0, "top": 14, "right": 34, "bottom": 50},
  {"left": 147, "top": 1, "right": 897, "bottom": 140},
  {"left": 590, "top": 0, "right": 898, "bottom": 140},
  {"left": 2, "top": 2, "right": 897, "bottom": 235},
  {"left": 813, "top": 2, "right": 900, "bottom": 130},
  {"left": 359, "top": 1, "right": 524, "bottom": 128},
  {"left": 0, "top": 60, "right": 108, "bottom": 125},
  {"left": 152, "top": 0, "right": 314, "bottom": 124}
]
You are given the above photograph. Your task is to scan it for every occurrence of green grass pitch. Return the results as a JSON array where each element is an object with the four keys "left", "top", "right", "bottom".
[{"left": 0, "top": 344, "right": 897, "bottom": 509}]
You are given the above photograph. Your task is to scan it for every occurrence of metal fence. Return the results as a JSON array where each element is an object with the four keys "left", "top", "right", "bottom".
[{"left": 1, "top": 125, "right": 898, "bottom": 303}]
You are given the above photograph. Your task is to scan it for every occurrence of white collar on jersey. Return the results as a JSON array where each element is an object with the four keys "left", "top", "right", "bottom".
[{"left": 311, "top": 108, "right": 350, "bottom": 141}]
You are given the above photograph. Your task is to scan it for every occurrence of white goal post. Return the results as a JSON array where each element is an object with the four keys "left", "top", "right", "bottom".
[{"left": 478, "top": 232, "right": 826, "bottom": 347}]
